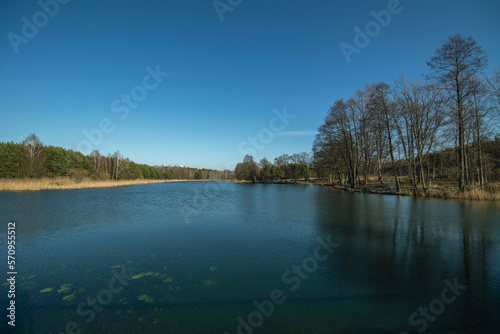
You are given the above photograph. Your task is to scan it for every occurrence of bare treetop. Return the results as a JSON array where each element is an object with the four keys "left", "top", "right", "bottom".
[{"left": 427, "top": 34, "right": 488, "bottom": 88}]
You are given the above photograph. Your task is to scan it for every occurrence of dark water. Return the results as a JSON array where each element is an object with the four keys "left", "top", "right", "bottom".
[{"left": 0, "top": 182, "right": 499, "bottom": 334}]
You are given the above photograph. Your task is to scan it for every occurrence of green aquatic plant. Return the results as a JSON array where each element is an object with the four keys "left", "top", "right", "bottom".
[
  {"left": 77, "top": 288, "right": 86, "bottom": 294},
  {"left": 209, "top": 266, "right": 217, "bottom": 272},
  {"left": 62, "top": 294, "right": 76, "bottom": 301},
  {"left": 132, "top": 273, "right": 145, "bottom": 279},
  {"left": 110, "top": 265, "right": 125, "bottom": 269},
  {"left": 57, "top": 284, "right": 73, "bottom": 293},
  {"left": 3, "top": 281, "right": 14, "bottom": 286},
  {"left": 118, "top": 297, "right": 128, "bottom": 305},
  {"left": 137, "top": 294, "right": 148, "bottom": 301},
  {"left": 39, "top": 287, "right": 53, "bottom": 293},
  {"left": 133, "top": 271, "right": 163, "bottom": 279},
  {"left": 137, "top": 294, "right": 154, "bottom": 303},
  {"left": 162, "top": 277, "right": 173, "bottom": 283}
]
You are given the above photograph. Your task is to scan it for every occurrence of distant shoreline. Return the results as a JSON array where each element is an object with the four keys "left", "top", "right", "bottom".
[{"left": 0, "top": 178, "right": 219, "bottom": 191}]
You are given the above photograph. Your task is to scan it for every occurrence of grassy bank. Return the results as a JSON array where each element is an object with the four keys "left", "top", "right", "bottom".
[
  {"left": 0, "top": 177, "right": 213, "bottom": 191},
  {"left": 260, "top": 178, "right": 499, "bottom": 201},
  {"left": 326, "top": 183, "right": 500, "bottom": 201},
  {"left": 309, "top": 179, "right": 500, "bottom": 201}
]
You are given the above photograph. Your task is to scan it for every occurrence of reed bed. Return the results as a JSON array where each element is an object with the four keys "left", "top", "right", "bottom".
[{"left": 0, "top": 178, "right": 206, "bottom": 191}]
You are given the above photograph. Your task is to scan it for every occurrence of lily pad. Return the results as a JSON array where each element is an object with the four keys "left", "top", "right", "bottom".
[
  {"left": 209, "top": 266, "right": 217, "bottom": 272},
  {"left": 145, "top": 296, "right": 154, "bottom": 303},
  {"left": 132, "top": 274, "right": 145, "bottom": 279},
  {"left": 62, "top": 294, "right": 76, "bottom": 301},
  {"left": 137, "top": 294, "right": 149, "bottom": 301},
  {"left": 39, "top": 287, "right": 53, "bottom": 293},
  {"left": 58, "top": 284, "right": 73, "bottom": 293},
  {"left": 110, "top": 265, "right": 125, "bottom": 269},
  {"left": 162, "top": 277, "right": 173, "bottom": 283}
]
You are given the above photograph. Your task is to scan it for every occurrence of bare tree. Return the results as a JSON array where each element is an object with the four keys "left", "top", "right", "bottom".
[
  {"left": 20, "top": 134, "right": 46, "bottom": 177},
  {"left": 486, "top": 67, "right": 500, "bottom": 110},
  {"left": 427, "top": 34, "right": 488, "bottom": 191},
  {"left": 368, "top": 82, "right": 401, "bottom": 191},
  {"left": 466, "top": 76, "right": 497, "bottom": 187},
  {"left": 394, "top": 78, "right": 445, "bottom": 192},
  {"left": 113, "top": 151, "right": 123, "bottom": 180},
  {"left": 90, "top": 150, "right": 102, "bottom": 175}
]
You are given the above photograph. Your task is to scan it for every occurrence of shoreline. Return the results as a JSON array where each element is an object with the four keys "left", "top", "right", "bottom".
[
  {"left": 324, "top": 184, "right": 500, "bottom": 201},
  {"left": 235, "top": 180, "right": 500, "bottom": 202},
  {"left": 0, "top": 178, "right": 220, "bottom": 191}
]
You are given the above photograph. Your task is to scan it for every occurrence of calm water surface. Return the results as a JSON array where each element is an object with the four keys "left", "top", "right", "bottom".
[{"left": 0, "top": 182, "right": 499, "bottom": 333}]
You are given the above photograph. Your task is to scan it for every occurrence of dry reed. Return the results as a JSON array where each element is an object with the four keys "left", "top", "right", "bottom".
[{"left": 0, "top": 177, "right": 210, "bottom": 191}]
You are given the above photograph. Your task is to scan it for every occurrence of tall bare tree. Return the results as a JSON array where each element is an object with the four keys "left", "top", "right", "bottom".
[{"left": 427, "top": 34, "right": 488, "bottom": 191}]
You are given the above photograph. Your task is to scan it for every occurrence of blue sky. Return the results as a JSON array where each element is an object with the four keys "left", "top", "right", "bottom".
[{"left": 1, "top": 0, "right": 499, "bottom": 170}]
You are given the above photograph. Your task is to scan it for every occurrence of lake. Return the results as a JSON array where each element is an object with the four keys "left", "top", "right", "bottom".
[{"left": 1, "top": 182, "right": 499, "bottom": 333}]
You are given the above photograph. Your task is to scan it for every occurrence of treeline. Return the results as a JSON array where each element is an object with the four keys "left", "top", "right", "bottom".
[
  {"left": 0, "top": 134, "right": 233, "bottom": 181},
  {"left": 313, "top": 34, "right": 500, "bottom": 193},
  {"left": 235, "top": 153, "right": 311, "bottom": 182}
]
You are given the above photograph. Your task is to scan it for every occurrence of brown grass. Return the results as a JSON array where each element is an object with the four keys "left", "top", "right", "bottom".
[
  {"left": 0, "top": 177, "right": 213, "bottom": 191},
  {"left": 325, "top": 181, "right": 500, "bottom": 201},
  {"left": 421, "top": 183, "right": 500, "bottom": 201}
]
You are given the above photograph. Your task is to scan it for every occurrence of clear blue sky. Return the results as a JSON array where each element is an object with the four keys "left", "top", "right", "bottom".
[{"left": 1, "top": 0, "right": 499, "bottom": 170}]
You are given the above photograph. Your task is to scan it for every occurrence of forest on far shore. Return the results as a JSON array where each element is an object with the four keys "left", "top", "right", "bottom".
[{"left": 0, "top": 134, "right": 234, "bottom": 181}]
